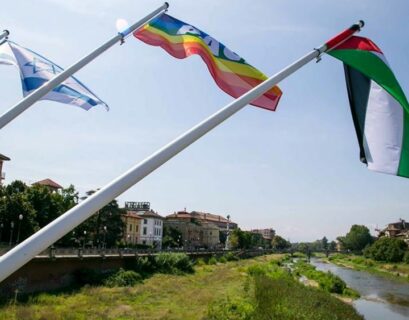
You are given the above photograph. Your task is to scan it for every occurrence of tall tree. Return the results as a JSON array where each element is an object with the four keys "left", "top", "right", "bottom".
[
  {"left": 162, "top": 226, "right": 182, "bottom": 248},
  {"left": 342, "top": 225, "right": 373, "bottom": 252},
  {"left": 0, "top": 181, "right": 38, "bottom": 243},
  {"left": 271, "top": 235, "right": 291, "bottom": 251},
  {"left": 322, "top": 236, "right": 329, "bottom": 251}
]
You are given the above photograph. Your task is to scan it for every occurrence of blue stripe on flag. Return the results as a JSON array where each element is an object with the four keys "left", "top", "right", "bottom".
[{"left": 23, "top": 77, "right": 99, "bottom": 107}]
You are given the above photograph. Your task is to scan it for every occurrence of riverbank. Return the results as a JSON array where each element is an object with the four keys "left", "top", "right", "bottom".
[
  {"left": 324, "top": 253, "right": 409, "bottom": 282},
  {"left": 0, "top": 254, "right": 363, "bottom": 320},
  {"left": 312, "top": 257, "right": 409, "bottom": 320},
  {"left": 292, "top": 258, "right": 360, "bottom": 299}
]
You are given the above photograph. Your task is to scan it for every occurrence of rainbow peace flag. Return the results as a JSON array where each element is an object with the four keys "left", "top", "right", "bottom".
[{"left": 134, "top": 14, "right": 282, "bottom": 111}]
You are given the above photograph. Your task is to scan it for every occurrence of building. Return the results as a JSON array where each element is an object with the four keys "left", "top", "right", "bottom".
[
  {"left": 164, "top": 210, "right": 236, "bottom": 249},
  {"left": 251, "top": 228, "right": 276, "bottom": 241},
  {"left": 32, "top": 178, "right": 63, "bottom": 192},
  {"left": 123, "top": 202, "right": 164, "bottom": 249},
  {"left": 164, "top": 217, "right": 220, "bottom": 249},
  {"left": 121, "top": 211, "right": 142, "bottom": 245},
  {"left": 138, "top": 210, "right": 164, "bottom": 248},
  {"left": 0, "top": 153, "right": 10, "bottom": 185},
  {"left": 378, "top": 219, "right": 409, "bottom": 245},
  {"left": 166, "top": 210, "right": 238, "bottom": 230}
]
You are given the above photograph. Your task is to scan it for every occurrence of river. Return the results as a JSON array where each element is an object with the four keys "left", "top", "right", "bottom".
[{"left": 311, "top": 259, "right": 409, "bottom": 320}]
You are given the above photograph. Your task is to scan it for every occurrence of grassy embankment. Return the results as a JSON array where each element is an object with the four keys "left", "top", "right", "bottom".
[
  {"left": 291, "top": 259, "right": 360, "bottom": 300},
  {"left": 324, "top": 253, "right": 409, "bottom": 282},
  {"left": 0, "top": 254, "right": 363, "bottom": 320}
]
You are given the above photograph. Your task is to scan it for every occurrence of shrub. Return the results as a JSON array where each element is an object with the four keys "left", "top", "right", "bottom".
[
  {"left": 343, "top": 287, "right": 360, "bottom": 298},
  {"left": 125, "top": 256, "right": 155, "bottom": 276},
  {"left": 404, "top": 251, "right": 409, "bottom": 264},
  {"left": 74, "top": 268, "right": 116, "bottom": 286},
  {"left": 364, "top": 237, "right": 407, "bottom": 262},
  {"left": 218, "top": 256, "right": 227, "bottom": 263},
  {"left": 319, "top": 272, "right": 346, "bottom": 294},
  {"left": 104, "top": 269, "right": 142, "bottom": 287},
  {"left": 195, "top": 258, "right": 206, "bottom": 266},
  {"left": 294, "top": 262, "right": 346, "bottom": 294},
  {"left": 207, "top": 297, "right": 254, "bottom": 320},
  {"left": 224, "top": 252, "right": 240, "bottom": 261},
  {"left": 208, "top": 257, "right": 218, "bottom": 265},
  {"left": 154, "top": 252, "right": 194, "bottom": 274}
]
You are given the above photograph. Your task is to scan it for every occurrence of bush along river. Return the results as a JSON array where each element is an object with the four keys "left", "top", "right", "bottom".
[{"left": 311, "top": 258, "right": 409, "bottom": 320}]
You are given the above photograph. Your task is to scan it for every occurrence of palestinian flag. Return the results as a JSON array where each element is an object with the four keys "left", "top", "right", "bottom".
[{"left": 327, "top": 36, "right": 409, "bottom": 178}]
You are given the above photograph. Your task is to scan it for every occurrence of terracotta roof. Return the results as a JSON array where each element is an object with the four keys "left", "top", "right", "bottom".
[
  {"left": 33, "top": 178, "right": 62, "bottom": 189},
  {"left": 0, "top": 153, "right": 10, "bottom": 161},
  {"left": 137, "top": 210, "right": 164, "bottom": 219},
  {"left": 166, "top": 211, "right": 235, "bottom": 224},
  {"left": 166, "top": 212, "right": 192, "bottom": 219},
  {"left": 124, "top": 211, "right": 143, "bottom": 219}
]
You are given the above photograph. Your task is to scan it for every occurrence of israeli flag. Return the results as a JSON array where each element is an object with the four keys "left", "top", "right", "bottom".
[{"left": 0, "top": 40, "right": 108, "bottom": 111}]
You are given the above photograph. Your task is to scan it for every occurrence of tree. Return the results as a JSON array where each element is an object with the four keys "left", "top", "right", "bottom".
[
  {"left": 296, "top": 243, "right": 310, "bottom": 254},
  {"left": 162, "top": 226, "right": 182, "bottom": 248},
  {"left": 26, "top": 184, "right": 78, "bottom": 228},
  {"left": 363, "top": 237, "right": 408, "bottom": 262},
  {"left": 0, "top": 181, "right": 38, "bottom": 243},
  {"left": 329, "top": 241, "right": 337, "bottom": 251},
  {"left": 322, "top": 236, "right": 329, "bottom": 251},
  {"left": 271, "top": 235, "right": 291, "bottom": 251},
  {"left": 342, "top": 225, "right": 373, "bottom": 252},
  {"left": 229, "top": 229, "right": 253, "bottom": 249},
  {"left": 65, "top": 198, "right": 125, "bottom": 248}
]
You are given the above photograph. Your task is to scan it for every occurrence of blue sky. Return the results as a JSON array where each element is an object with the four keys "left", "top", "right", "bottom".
[{"left": 0, "top": 0, "right": 408, "bottom": 241}]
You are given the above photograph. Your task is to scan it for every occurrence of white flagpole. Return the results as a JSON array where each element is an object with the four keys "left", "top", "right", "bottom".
[
  {"left": 0, "top": 3, "right": 169, "bottom": 130},
  {"left": 0, "top": 21, "right": 364, "bottom": 283}
]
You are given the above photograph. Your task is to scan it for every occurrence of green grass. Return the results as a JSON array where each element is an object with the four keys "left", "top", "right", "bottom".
[
  {"left": 293, "top": 260, "right": 360, "bottom": 298},
  {"left": 0, "top": 255, "right": 363, "bottom": 320},
  {"left": 328, "top": 253, "right": 409, "bottom": 282},
  {"left": 208, "top": 259, "right": 363, "bottom": 320}
]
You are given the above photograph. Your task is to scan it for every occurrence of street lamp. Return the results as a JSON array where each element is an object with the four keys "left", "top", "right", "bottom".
[
  {"left": 72, "top": 231, "right": 77, "bottom": 249},
  {"left": 9, "top": 221, "right": 14, "bottom": 247},
  {"left": 83, "top": 230, "right": 87, "bottom": 249},
  {"left": 103, "top": 226, "right": 107, "bottom": 249},
  {"left": 225, "top": 215, "right": 231, "bottom": 250},
  {"left": 16, "top": 214, "right": 23, "bottom": 244}
]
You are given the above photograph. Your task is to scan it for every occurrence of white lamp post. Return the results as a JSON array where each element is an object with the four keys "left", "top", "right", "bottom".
[{"left": 16, "top": 214, "right": 23, "bottom": 244}]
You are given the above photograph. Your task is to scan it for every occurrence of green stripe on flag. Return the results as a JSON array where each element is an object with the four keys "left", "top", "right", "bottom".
[
  {"left": 398, "top": 112, "right": 409, "bottom": 177},
  {"left": 329, "top": 49, "right": 409, "bottom": 114}
]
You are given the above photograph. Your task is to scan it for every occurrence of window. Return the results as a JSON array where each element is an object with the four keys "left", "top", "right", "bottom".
[
  {"left": 129, "top": 224, "right": 132, "bottom": 232},
  {"left": 144, "top": 219, "right": 147, "bottom": 224},
  {"left": 143, "top": 227, "right": 147, "bottom": 235}
]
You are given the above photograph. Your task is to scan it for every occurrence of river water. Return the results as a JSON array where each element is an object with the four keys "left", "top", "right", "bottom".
[{"left": 311, "top": 259, "right": 409, "bottom": 320}]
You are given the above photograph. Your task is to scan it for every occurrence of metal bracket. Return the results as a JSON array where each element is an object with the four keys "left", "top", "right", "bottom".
[
  {"left": 314, "top": 47, "right": 325, "bottom": 63},
  {"left": 119, "top": 33, "right": 125, "bottom": 45}
]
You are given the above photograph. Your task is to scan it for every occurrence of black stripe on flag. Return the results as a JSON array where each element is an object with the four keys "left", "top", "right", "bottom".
[{"left": 343, "top": 64, "right": 371, "bottom": 164}]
